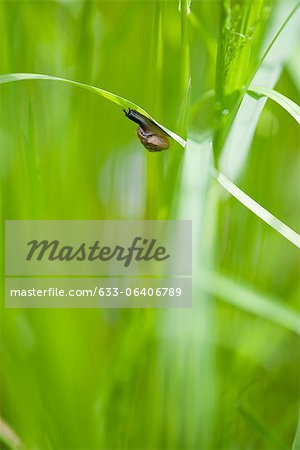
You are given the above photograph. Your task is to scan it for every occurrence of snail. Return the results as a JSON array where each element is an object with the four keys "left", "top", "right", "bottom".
[{"left": 123, "top": 108, "right": 170, "bottom": 152}]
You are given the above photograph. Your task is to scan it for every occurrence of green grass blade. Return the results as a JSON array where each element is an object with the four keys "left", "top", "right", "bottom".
[
  {"left": 179, "top": 0, "right": 190, "bottom": 100},
  {"left": 249, "top": 2, "right": 300, "bottom": 87},
  {"left": 152, "top": 122, "right": 300, "bottom": 249},
  {"left": 0, "top": 418, "right": 21, "bottom": 450},
  {"left": 0, "top": 72, "right": 186, "bottom": 148},
  {"left": 293, "top": 412, "right": 300, "bottom": 450},
  {"left": 144, "top": 0, "right": 165, "bottom": 219},
  {"left": 219, "top": 2, "right": 300, "bottom": 179},
  {"left": 214, "top": 0, "right": 271, "bottom": 158},
  {"left": 249, "top": 85, "right": 300, "bottom": 124},
  {"left": 215, "top": 2, "right": 300, "bottom": 163},
  {"left": 1, "top": 73, "right": 299, "bottom": 249},
  {"left": 210, "top": 166, "right": 300, "bottom": 248},
  {"left": 199, "top": 271, "right": 300, "bottom": 334},
  {"left": 184, "top": 138, "right": 300, "bottom": 249}
]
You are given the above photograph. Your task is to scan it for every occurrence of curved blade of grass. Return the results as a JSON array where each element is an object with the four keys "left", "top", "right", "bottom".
[
  {"left": 0, "top": 73, "right": 186, "bottom": 148},
  {"left": 1, "top": 73, "right": 299, "bottom": 248},
  {"left": 210, "top": 166, "right": 300, "bottom": 249},
  {"left": 184, "top": 138, "right": 300, "bottom": 248},
  {"left": 249, "top": 85, "right": 300, "bottom": 124}
]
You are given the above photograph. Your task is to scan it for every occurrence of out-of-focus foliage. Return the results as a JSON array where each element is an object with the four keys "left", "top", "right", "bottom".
[{"left": 0, "top": 1, "right": 299, "bottom": 449}]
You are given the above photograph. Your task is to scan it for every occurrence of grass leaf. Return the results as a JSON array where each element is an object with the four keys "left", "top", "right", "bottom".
[
  {"left": 210, "top": 166, "right": 300, "bottom": 249},
  {"left": 184, "top": 138, "right": 300, "bottom": 249},
  {"left": 249, "top": 85, "right": 300, "bottom": 124},
  {"left": 1, "top": 72, "right": 299, "bottom": 248},
  {"left": 0, "top": 418, "right": 21, "bottom": 450},
  {"left": 0, "top": 72, "right": 186, "bottom": 148},
  {"left": 249, "top": 2, "right": 300, "bottom": 87},
  {"left": 219, "top": 2, "right": 300, "bottom": 178}
]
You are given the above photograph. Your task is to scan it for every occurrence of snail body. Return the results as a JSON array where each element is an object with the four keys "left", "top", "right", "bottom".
[{"left": 124, "top": 108, "right": 169, "bottom": 152}]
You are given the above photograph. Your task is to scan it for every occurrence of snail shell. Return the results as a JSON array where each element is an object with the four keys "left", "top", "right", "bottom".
[{"left": 123, "top": 108, "right": 170, "bottom": 152}]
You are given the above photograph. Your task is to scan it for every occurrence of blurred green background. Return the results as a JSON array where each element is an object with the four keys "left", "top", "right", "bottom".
[{"left": 0, "top": 0, "right": 299, "bottom": 449}]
